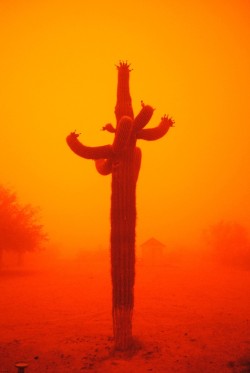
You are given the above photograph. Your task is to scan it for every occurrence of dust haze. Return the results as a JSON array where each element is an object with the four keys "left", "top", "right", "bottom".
[
  {"left": 0, "top": 0, "right": 249, "bottom": 254},
  {"left": 1, "top": 0, "right": 250, "bottom": 371},
  {"left": 1, "top": 245, "right": 250, "bottom": 372}
]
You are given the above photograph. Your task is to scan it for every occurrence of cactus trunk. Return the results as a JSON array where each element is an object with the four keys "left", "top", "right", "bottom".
[
  {"left": 111, "top": 142, "right": 138, "bottom": 350},
  {"left": 111, "top": 64, "right": 138, "bottom": 350}
]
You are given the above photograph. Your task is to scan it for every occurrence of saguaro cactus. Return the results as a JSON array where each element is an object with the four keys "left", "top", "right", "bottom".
[{"left": 66, "top": 62, "right": 174, "bottom": 351}]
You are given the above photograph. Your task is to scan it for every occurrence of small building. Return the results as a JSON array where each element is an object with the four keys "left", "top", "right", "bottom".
[{"left": 140, "top": 237, "right": 166, "bottom": 265}]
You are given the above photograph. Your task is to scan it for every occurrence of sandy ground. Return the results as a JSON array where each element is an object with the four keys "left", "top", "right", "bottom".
[{"left": 0, "top": 257, "right": 250, "bottom": 373}]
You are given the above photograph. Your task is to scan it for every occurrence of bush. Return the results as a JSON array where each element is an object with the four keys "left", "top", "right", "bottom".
[
  {"left": 204, "top": 220, "right": 250, "bottom": 269},
  {"left": 0, "top": 185, "right": 47, "bottom": 266}
]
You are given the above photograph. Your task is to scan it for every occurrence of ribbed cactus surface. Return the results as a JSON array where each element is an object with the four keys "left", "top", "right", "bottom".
[{"left": 66, "top": 62, "right": 174, "bottom": 350}]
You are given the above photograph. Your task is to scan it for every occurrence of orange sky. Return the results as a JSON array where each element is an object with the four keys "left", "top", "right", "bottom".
[{"left": 1, "top": 0, "right": 249, "bottom": 255}]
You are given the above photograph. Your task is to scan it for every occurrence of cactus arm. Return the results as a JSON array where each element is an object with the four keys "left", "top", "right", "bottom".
[
  {"left": 95, "top": 158, "right": 113, "bottom": 175},
  {"left": 133, "top": 104, "right": 154, "bottom": 131},
  {"left": 66, "top": 132, "right": 113, "bottom": 159},
  {"left": 134, "top": 147, "right": 142, "bottom": 183},
  {"left": 102, "top": 123, "right": 116, "bottom": 133},
  {"left": 115, "top": 62, "right": 134, "bottom": 122},
  {"left": 136, "top": 115, "right": 174, "bottom": 141},
  {"left": 112, "top": 116, "right": 133, "bottom": 155}
]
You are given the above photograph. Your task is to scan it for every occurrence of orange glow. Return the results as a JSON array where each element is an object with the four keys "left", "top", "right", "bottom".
[
  {"left": 1, "top": 1, "right": 250, "bottom": 370},
  {"left": 0, "top": 0, "right": 250, "bottom": 255}
]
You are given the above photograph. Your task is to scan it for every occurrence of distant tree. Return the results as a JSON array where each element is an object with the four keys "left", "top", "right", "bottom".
[
  {"left": 204, "top": 220, "right": 250, "bottom": 268},
  {"left": 0, "top": 185, "right": 47, "bottom": 267}
]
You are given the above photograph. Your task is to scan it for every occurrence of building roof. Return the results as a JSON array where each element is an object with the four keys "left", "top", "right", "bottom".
[{"left": 140, "top": 237, "right": 166, "bottom": 248}]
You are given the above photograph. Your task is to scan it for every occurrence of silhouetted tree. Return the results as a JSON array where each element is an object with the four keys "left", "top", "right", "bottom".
[
  {"left": 0, "top": 185, "right": 47, "bottom": 267},
  {"left": 204, "top": 220, "right": 250, "bottom": 268}
]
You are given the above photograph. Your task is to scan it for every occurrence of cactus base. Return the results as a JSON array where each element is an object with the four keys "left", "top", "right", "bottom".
[{"left": 113, "top": 306, "right": 133, "bottom": 350}]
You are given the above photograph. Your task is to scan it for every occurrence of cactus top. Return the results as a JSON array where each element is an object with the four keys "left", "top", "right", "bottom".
[
  {"left": 115, "top": 62, "right": 134, "bottom": 123},
  {"left": 66, "top": 62, "right": 174, "bottom": 166}
]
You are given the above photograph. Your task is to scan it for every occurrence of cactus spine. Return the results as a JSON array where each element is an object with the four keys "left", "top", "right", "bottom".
[{"left": 66, "top": 62, "right": 174, "bottom": 351}]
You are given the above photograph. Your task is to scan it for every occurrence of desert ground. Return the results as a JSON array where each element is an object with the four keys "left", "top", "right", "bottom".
[{"left": 1, "top": 253, "right": 250, "bottom": 373}]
